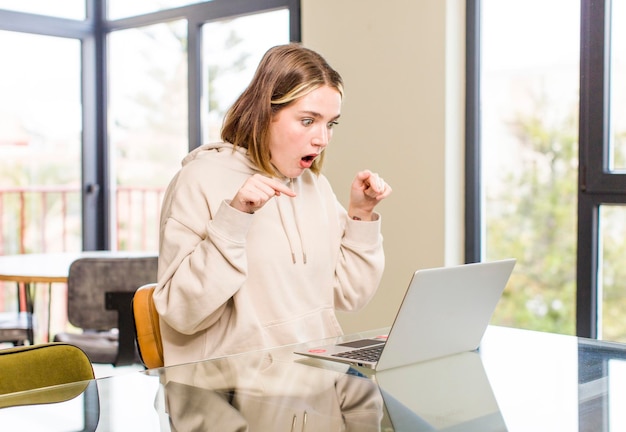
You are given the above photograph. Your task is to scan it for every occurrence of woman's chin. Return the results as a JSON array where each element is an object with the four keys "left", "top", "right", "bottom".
[{"left": 277, "top": 166, "right": 305, "bottom": 179}]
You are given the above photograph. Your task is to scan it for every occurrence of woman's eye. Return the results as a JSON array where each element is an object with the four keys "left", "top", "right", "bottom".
[
  {"left": 302, "top": 118, "right": 314, "bottom": 126},
  {"left": 328, "top": 121, "right": 339, "bottom": 129}
]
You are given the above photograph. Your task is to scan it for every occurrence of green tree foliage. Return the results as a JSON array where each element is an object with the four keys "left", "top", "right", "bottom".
[
  {"left": 488, "top": 93, "right": 626, "bottom": 340},
  {"left": 487, "top": 94, "right": 578, "bottom": 335}
]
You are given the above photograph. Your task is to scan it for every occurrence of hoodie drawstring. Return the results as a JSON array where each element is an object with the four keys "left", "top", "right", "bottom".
[
  {"left": 290, "top": 179, "right": 307, "bottom": 264},
  {"left": 290, "top": 411, "right": 308, "bottom": 431},
  {"left": 276, "top": 196, "right": 297, "bottom": 264},
  {"left": 275, "top": 178, "right": 307, "bottom": 264}
]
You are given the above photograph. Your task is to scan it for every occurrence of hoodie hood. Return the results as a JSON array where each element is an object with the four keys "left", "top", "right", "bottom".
[{"left": 182, "top": 142, "right": 260, "bottom": 173}]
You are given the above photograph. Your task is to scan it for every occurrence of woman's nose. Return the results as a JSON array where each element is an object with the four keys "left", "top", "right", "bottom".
[{"left": 312, "top": 126, "right": 329, "bottom": 147}]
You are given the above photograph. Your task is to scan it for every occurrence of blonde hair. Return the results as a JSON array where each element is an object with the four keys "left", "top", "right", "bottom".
[{"left": 221, "top": 43, "right": 343, "bottom": 176}]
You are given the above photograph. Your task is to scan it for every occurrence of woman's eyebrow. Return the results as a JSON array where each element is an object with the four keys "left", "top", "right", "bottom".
[{"left": 299, "top": 110, "right": 341, "bottom": 121}]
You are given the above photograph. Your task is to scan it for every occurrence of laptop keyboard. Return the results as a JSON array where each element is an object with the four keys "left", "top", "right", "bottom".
[{"left": 332, "top": 344, "right": 384, "bottom": 362}]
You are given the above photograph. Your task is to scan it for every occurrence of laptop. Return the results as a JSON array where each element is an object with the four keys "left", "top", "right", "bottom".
[{"left": 294, "top": 259, "right": 516, "bottom": 371}]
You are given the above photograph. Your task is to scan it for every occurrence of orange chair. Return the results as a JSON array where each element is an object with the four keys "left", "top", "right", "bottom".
[{"left": 132, "top": 283, "right": 164, "bottom": 369}]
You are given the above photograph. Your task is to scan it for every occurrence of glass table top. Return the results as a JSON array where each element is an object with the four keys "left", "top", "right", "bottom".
[{"left": 0, "top": 325, "right": 625, "bottom": 431}]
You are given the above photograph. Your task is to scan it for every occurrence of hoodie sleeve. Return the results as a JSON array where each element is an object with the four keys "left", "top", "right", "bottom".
[
  {"left": 333, "top": 206, "right": 385, "bottom": 311},
  {"left": 314, "top": 172, "right": 384, "bottom": 311},
  {"left": 154, "top": 163, "right": 254, "bottom": 335}
]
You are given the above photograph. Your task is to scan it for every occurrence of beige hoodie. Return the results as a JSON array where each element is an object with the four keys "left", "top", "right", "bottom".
[{"left": 154, "top": 143, "right": 385, "bottom": 366}]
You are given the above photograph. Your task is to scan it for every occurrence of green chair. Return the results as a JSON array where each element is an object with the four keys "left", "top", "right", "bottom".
[{"left": 0, "top": 342, "right": 95, "bottom": 409}]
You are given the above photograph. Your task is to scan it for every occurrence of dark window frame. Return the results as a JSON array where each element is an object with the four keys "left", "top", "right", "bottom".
[{"left": 0, "top": 0, "right": 301, "bottom": 251}]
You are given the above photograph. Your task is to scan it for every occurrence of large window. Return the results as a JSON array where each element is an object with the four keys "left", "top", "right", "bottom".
[
  {"left": 201, "top": 10, "right": 290, "bottom": 143},
  {"left": 578, "top": 0, "right": 626, "bottom": 340},
  {"left": 0, "top": 0, "right": 298, "bottom": 256},
  {"left": 479, "top": 0, "right": 580, "bottom": 335},
  {"left": 470, "top": 0, "right": 626, "bottom": 341},
  {"left": 108, "top": 0, "right": 205, "bottom": 20},
  {"left": 600, "top": 0, "right": 626, "bottom": 341},
  {"left": 0, "top": 31, "right": 82, "bottom": 254},
  {"left": 108, "top": 20, "right": 189, "bottom": 251},
  {"left": 0, "top": 0, "right": 297, "bottom": 336},
  {"left": 0, "top": 0, "right": 85, "bottom": 19}
]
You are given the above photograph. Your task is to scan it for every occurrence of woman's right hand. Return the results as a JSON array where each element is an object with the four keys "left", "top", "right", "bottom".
[{"left": 231, "top": 174, "right": 296, "bottom": 214}]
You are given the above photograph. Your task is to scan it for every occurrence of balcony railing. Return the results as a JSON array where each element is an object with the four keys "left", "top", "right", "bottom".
[
  {"left": 0, "top": 185, "right": 164, "bottom": 331},
  {"left": 0, "top": 185, "right": 164, "bottom": 255}
]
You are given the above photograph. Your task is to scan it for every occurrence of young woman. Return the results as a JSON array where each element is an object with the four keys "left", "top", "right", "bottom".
[{"left": 154, "top": 43, "right": 392, "bottom": 366}]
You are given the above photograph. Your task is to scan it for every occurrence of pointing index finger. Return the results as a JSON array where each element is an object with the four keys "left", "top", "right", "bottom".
[{"left": 269, "top": 179, "right": 296, "bottom": 197}]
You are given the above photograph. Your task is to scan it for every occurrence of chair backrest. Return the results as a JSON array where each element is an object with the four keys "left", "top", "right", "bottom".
[
  {"left": 132, "top": 283, "right": 164, "bottom": 369},
  {"left": 0, "top": 342, "right": 95, "bottom": 408},
  {"left": 67, "top": 256, "right": 158, "bottom": 330}
]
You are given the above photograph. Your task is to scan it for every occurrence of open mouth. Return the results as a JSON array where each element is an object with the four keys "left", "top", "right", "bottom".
[{"left": 300, "top": 154, "right": 318, "bottom": 169}]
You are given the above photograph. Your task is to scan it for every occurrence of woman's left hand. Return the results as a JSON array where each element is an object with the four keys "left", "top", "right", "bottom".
[{"left": 347, "top": 170, "right": 392, "bottom": 221}]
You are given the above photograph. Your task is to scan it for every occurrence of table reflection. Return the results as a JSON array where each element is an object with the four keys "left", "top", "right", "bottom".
[
  {"left": 162, "top": 351, "right": 384, "bottom": 432},
  {"left": 373, "top": 351, "right": 507, "bottom": 431},
  {"left": 159, "top": 344, "right": 507, "bottom": 432}
]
